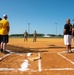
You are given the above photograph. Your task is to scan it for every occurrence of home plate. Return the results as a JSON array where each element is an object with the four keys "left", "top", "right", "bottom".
[
  {"left": 27, "top": 53, "right": 32, "bottom": 57},
  {"left": 28, "top": 56, "right": 41, "bottom": 61}
]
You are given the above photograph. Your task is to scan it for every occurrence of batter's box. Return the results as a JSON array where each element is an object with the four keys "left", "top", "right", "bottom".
[
  {"left": 0, "top": 53, "right": 41, "bottom": 72},
  {"left": 58, "top": 51, "right": 74, "bottom": 65},
  {"left": 41, "top": 53, "right": 74, "bottom": 70},
  {"left": 1, "top": 52, "right": 74, "bottom": 72},
  {"left": 0, "top": 54, "right": 26, "bottom": 68}
]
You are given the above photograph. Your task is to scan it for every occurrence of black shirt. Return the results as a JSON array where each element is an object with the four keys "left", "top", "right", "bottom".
[
  {"left": 64, "top": 23, "right": 72, "bottom": 35},
  {"left": 72, "top": 24, "right": 74, "bottom": 36},
  {"left": 73, "top": 24, "right": 74, "bottom": 28}
]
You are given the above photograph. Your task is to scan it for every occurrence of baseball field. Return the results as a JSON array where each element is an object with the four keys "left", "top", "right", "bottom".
[{"left": 0, "top": 38, "right": 74, "bottom": 75}]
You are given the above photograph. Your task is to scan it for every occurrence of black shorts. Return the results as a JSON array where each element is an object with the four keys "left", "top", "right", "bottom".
[
  {"left": 0, "top": 35, "right": 2, "bottom": 43},
  {"left": 1, "top": 35, "right": 9, "bottom": 43},
  {"left": 73, "top": 34, "right": 74, "bottom": 37}
]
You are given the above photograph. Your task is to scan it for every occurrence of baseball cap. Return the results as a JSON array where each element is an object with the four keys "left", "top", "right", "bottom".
[{"left": 3, "top": 14, "right": 8, "bottom": 18}]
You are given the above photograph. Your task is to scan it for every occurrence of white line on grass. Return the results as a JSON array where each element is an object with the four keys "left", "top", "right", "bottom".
[
  {"left": 57, "top": 52, "right": 74, "bottom": 65},
  {"left": 38, "top": 53, "right": 42, "bottom": 72}
]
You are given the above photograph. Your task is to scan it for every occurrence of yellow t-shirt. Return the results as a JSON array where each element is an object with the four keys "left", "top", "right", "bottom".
[
  {"left": 0, "top": 19, "right": 9, "bottom": 35},
  {"left": 0, "top": 21, "right": 3, "bottom": 34}
]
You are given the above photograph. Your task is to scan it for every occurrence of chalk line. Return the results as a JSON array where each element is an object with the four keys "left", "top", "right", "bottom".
[
  {"left": 38, "top": 53, "right": 42, "bottom": 72},
  {"left": 0, "top": 59, "right": 29, "bottom": 72},
  {"left": 0, "top": 68, "right": 16, "bottom": 71},
  {"left": 1, "top": 67, "right": 74, "bottom": 72},
  {"left": 43, "top": 68, "right": 74, "bottom": 71},
  {"left": 57, "top": 52, "right": 74, "bottom": 65},
  {"left": 27, "top": 53, "right": 32, "bottom": 57},
  {"left": 0, "top": 54, "right": 11, "bottom": 61},
  {"left": 6, "top": 50, "right": 23, "bottom": 56}
]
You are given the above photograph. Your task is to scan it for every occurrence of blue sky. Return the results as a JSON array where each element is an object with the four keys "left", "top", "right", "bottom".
[{"left": 0, "top": 0, "right": 74, "bottom": 35}]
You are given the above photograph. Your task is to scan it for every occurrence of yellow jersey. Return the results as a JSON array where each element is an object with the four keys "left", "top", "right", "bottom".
[
  {"left": 0, "top": 21, "right": 2, "bottom": 35},
  {"left": 0, "top": 19, "right": 9, "bottom": 35}
]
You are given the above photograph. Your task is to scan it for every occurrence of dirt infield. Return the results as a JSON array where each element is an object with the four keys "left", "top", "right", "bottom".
[{"left": 0, "top": 38, "right": 74, "bottom": 75}]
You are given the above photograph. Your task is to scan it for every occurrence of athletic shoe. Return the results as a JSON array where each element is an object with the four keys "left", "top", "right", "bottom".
[
  {"left": 69, "top": 50, "right": 72, "bottom": 53},
  {"left": 65, "top": 50, "right": 70, "bottom": 54},
  {"left": 3, "top": 51, "right": 9, "bottom": 54}
]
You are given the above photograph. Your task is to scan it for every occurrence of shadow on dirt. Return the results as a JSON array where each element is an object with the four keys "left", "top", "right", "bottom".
[
  {"left": 7, "top": 44, "right": 48, "bottom": 53},
  {"left": 6, "top": 44, "right": 74, "bottom": 54},
  {"left": 48, "top": 45, "right": 66, "bottom": 49}
]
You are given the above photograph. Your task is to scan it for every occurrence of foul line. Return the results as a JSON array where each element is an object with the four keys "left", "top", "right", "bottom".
[
  {"left": 38, "top": 53, "right": 42, "bottom": 72},
  {"left": 0, "top": 54, "right": 11, "bottom": 61},
  {"left": 43, "top": 68, "right": 74, "bottom": 71},
  {"left": 57, "top": 52, "right": 74, "bottom": 65},
  {"left": 6, "top": 50, "right": 23, "bottom": 56},
  {"left": 0, "top": 68, "right": 16, "bottom": 71}
]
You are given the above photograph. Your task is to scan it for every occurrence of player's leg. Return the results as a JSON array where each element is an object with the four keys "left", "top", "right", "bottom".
[
  {"left": 33, "top": 37, "right": 35, "bottom": 42},
  {"left": 0, "top": 35, "right": 3, "bottom": 52},
  {"left": 64, "top": 35, "right": 70, "bottom": 53},
  {"left": 3, "top": 43, "right": 6, "bottom": 52},
  {"left": 24, "top": 36, "right": 26, "bottom": 42},
  {"left": 66, "top": 45, "right": 69, "bottom": 52},
  {"left": 24, "top": 37, "right": 25, "bottom": 42},
  {"left": 35, "top": 38, "right": 36, "bottom": 42},
  {"left": 35, "top": 37, "right": 37, "bottom": 42},
  {"left": 26, "top": 37, "right": 28, "bottom": 41},
  {"left": 68, "top": 35, "right": 72, "bottom": 52},
  {"left": 68, "top": 45, "right": 72, "bottom": 52},
  {"left": 26, "top": 37, "right": 27, "bottom": 41},
  {"left": 1, "top": 42, "right": 3, "bottom": 52},
  {"left": 2, "top": 35, "right": 9, "bottom": 53},
  {"left": 0, "top": 35, "right": 1, "bottom": 51}
]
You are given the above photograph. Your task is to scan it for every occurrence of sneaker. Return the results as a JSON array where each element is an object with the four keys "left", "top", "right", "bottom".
[
  {"left": 3, "top": 51, "right": 9, "bottom": 54},
  {"left": 65, "top": 50, "right": 70, "bottom": 54},
  {"left": 69, "top": 50, "right": 72, "bottom": 53}
]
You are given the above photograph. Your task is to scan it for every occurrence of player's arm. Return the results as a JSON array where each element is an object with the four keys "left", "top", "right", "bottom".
[
  {"left": 63, "top": 25, "right": 67, "bottom": 35},
  {"left": 7, "top": 25, "right": 10, "bottom": 32},
  {"left": 64, "top": 29, "right": 66, "bottom": 34},
  {"left": 7, "top": 22, "right": 10, "bottom": 33},
  {"left": 24, "top": 33, "right": 25, "bottom": 37},
  {"left": 72, "top": 25, "right": 74, "bottom": 36}
]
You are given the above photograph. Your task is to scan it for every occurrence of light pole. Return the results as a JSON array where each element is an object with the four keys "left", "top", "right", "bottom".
[
  {"left": 55, "top": 22, "right": 58, "bottom": 36},
  {"left": 27, "top": 23, "right": 30, "bottom": 34}
]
